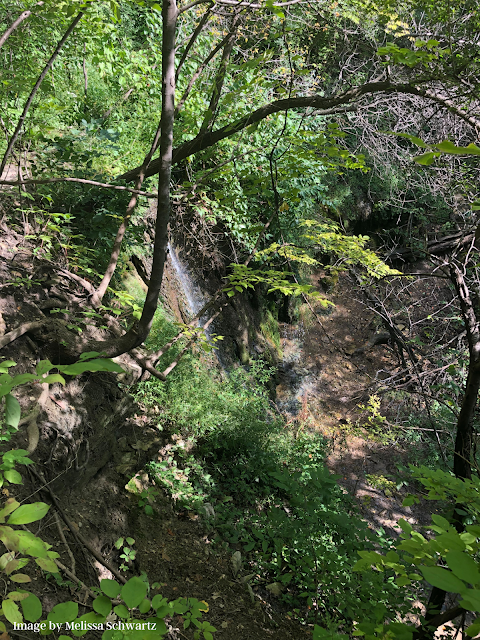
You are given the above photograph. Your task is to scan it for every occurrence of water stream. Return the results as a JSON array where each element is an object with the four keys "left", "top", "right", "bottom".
[
  {"left": 276, "top": 322, "right": 318, "bottom": 417},
  {"left": 168, "top": 242, "right": 208, "bottom": 319}
]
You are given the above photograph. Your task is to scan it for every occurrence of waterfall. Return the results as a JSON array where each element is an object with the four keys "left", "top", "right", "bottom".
[
  {"left": 168, "top": 242, "right": 229, "bottom": 367},
  {"left": 168, "top": 242, "right": 208, "bottom": 319}
]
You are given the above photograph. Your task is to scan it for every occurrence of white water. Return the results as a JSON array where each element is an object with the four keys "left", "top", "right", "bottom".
[{"left": 168, "top": 242, "right": 208, "bottom": 320}]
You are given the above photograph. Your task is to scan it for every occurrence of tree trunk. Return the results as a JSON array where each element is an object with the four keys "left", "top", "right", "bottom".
[
  {"left": 90, "top": 0, "right": 177, "bottom": 356},
  {"left": 418, "top": 261, "right": 480, "bottom": 639}
]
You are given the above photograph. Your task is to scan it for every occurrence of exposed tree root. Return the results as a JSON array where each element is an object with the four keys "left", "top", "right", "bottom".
[{"left": 0, "top": 320, "right": 44, "bottom": 349}]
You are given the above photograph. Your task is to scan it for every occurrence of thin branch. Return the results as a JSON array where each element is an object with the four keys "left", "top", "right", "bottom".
[
  {"left": 176, "top": 3, "right": 214, "bottom": 79},
  {"left": 198, "top": 12, "right": 240, "bottom": 133},
  {"left": 175, "top": 26, "right": 238, "bottom": 115},
  {"left": 0, "top": 177, "right": 157, "bottom": 198},
  {"left": 0, "top": 11, "right": 84, "bottom": 177},
  {"left": 0, "top": 3, "right": 43, "bottom": 50},
  {"left": 178, "top": 0, "right": 214, "bottom": 13}
]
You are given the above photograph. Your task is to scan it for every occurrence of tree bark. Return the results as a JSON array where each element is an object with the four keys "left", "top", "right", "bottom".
[
  {"left": 134, "top": 0, "right": 177, "bottom": 345},
  {"left": 93, "top": 0, "right": 177, "bottom": 356},
  {"left": 417, "top": 261, "right": 480, "bottom": 639},
  {"left": 449, "top": 261, "right": 480, "bottom": 480}
]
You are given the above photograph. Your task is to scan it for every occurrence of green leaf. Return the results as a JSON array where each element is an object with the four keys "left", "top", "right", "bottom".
[
  {"left": 35, "top": 557, "right": 58, "bottom": 572},
  {"left": 5, "top": 394, "right": 21, "bottom": 430},
  {"left": 20, "top": 592, "right": 42, "bottom": 622},
  {"left": 41, "top": 374, "right": 65, "bottom": 385},
  {"left": 2, "top": 598, "right": 22, "bottom": 624},
  {"left": 0, "top": 361, "right": 16, "bottom": 369},
  {"left": 93, "top": 595, "right": 112, "bottom": 617},
  {"left": 71, "top": 612, "right": 106, "bottom": 637},
  {"left": 100, "top": 579, "right": 121, "bottom": 598},
  {"left": 446, "top": 551, "right": 480, "bottom": 585},
  {"left": 58, "top": 359, "right": 124, "bottom": 376},
  {"left": 48, "top": 601, "right": 78, "bottom": 623},
  {"left": 420, "top": 566, "right": 466, "bottom": 593},
  {"left": 15, "top": 530, "right": 50, "bottom": 558},
  {"left": 78, "top": 352, "right": 102, "bottom": 361},
  {"left": 113, "top": 604, "right": 129, "bottom": 618},
  {"left": 466, "top": 620, "right": 480, "bottom": 637},
  {"left": 138, "top": 598, "right": 151, "bottom": 614},
  {"left": 121, "top": 576, "right": 147, "bottom": 608},
  {"left": 36, "top": 360, "right": 54, "bottom": 376},
  {"left": 10, "top": 373, "right": 38, "bottom": 386},
  {"left": 413, "top": 152, "right": 437, "bottom": 165},
  {"left": 4, "top": 469, "right": 23, "bottom": 484},
  {"left": 436, "top": 141, "right": 480, "bottom": 156},
  {"left": 460, "top": 589, "right": 480, "bottom": 612},
  {"left": 8, "top": 502, "right": 50, "bottom": 525}
]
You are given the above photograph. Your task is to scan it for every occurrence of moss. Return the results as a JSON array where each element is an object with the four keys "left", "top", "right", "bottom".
[{"left": 260, "top": 309, "right": 282, "bottom": 358}]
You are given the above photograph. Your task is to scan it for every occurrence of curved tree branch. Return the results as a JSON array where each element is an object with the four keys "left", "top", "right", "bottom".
[
  {"left": 0, "top": 4, "right": 43, "bottom": 50},
  {"left": 120, "top": 81, "right": 480, "bottom": 182},
  {"left": 0, "top": 176, "right": 156, "bottom": 197}
]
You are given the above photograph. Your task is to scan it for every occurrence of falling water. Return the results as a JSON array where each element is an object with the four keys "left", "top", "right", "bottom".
[
  {"left": 167, "top": 242, "right": 229, "bottom": 367},
  {"left": 168, "top": 242, "right": 208, "bottom": 319}
]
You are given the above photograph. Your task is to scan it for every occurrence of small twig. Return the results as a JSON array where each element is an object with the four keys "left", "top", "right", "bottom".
[
  {"left": 54, "top": 510, "right": 76, "bottom": 576},
  {"left": 54, "top": 559, "right": 97, "bottom": 599}
]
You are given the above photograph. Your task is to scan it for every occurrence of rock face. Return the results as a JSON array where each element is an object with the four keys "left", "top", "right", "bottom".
[{"left": 158, "top": 231, "right": 282, "bottom": 369}]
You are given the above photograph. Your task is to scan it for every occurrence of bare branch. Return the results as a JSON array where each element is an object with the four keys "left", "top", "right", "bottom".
[
  {"left": 0, "top": 177, "right": 157, "bottom": 197},
  {"left": 0, "top": 11, "right": 85, "bottom": 177},
  {"left": 0, "top": 3, "right": 43, "bottom": 50}
]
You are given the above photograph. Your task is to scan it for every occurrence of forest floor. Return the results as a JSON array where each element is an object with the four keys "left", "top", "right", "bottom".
[{"left": 276, "top": 272, "right": 439, "bottom": 536}]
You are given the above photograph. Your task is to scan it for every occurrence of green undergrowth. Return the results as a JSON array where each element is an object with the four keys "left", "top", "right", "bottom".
[{"left": 133, "top": 313, "right": 408, "bottom": 630}]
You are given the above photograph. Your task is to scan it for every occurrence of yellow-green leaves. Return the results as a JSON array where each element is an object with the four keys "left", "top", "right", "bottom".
[{"left": 301, "top": 220, "right": 401, "bottom": 280}]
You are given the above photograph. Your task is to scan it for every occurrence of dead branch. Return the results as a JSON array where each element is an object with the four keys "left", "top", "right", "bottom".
[
  {"left": 0, "top": 3, "right": 43, "bottom": 49},
  {"left": 0, "top": 177, "right": 156, "bottom": 198},
  {"left": 29, "top": 466, "right": 127, "bottom": 584},
  {"left": 0, "top": 11, "right": 85, "bottom": 177}
]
